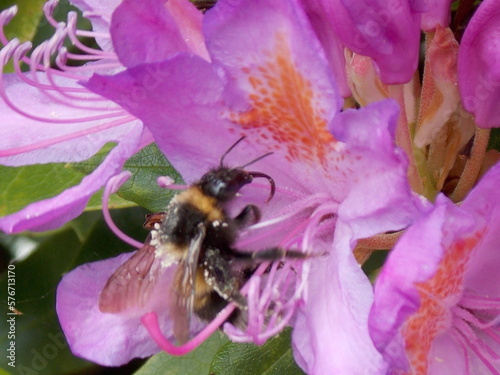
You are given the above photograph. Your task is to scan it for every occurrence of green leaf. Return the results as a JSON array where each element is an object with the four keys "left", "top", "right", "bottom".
[
  {"left": 210, "top": 328, "right": 305, "bottom": 375},
  {"left": 1, "top": 0, "right": 46, "bottom": 44},
  {"left": 70, "top": 206, "right": 151, "bottom": 266},
  {"left": 488, "top": 127, "right": 500, "bottom": 152},
  {"left": 0, "top": 162, "right": 133, "bottom": 217},
  {"left": 362, "top": 250, "right": 388, "bottom": 282},
  {"left": 0, "top": 227, "right": 96, "bottom": 374},
  {"left": 71, "top": 143, "right": 183, "bottom": 212},
  {"left": 118, "top": 143, "right": 183, "bottom": 212},
  {"left": 0, "top": 163, "right": 84, "bottom": 217},
  {"left": 134, "top": 332, "right": 229, "bottom": 375},
  {"left": 85, "top": 187, "right": 138, "bottom": 212}
]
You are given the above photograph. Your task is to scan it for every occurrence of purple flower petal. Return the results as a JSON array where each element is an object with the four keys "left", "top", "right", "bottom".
[
  {"left": 420, "top": 0, "right": 452, "bottom": 31},
  {"left": 370, "top": 163, "right": 500, "bottom": 373},
  {"left": 110, "top": 0, "right": 207, "bottom": 67},
  {"left": 331, "top": 100, "right": 425, "bottom": 228},
  {"left": 294, "top": 223, "right": 389, "bottom": 375},
  {"left": 369, "top": 199, "right": 448, "bottom": 371},
  {"left": 57, "top": 251, "right": 195, "bottom": 366},
  {"left": 77, "top": 1, "right": 426, "bottom": 370},
  {"left": 458, "top": 0, "right": 500, "bottom": 128},
  {"left": 312, "top": 0, "right": 422, "bottom": 84},
  {"left": 292, "top": 100, "right": 423, "bottom": 374},
  {"left": 70, "top": 0, "right": 121, "bottom": 17},
  {"left": 300, "top": 0, "right": 350, "bottom": 97},
  {"left": 460, "top": 164, "right": 500, "bottom": 298},
  {"left": 85, "top": 55, "right": 237, "bottom": 183},
  {"left": 0, "top": 6, "right": 151, "bottom": 232},
  {"left": 0, "top": 123, "right": 144, "bottom": 232}
]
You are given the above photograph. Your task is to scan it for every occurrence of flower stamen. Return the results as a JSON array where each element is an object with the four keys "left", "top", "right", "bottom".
[
  {"left": 65, "top": 11, "right": 115, "bottom": 59},
  {"left": 0, "top": 3, "right": 127, "bottom": 124},
  {"left": 452, "top": 317, "right": 500, "bottom": 375},
  {"left": 101, "top": 171, "right": 144, "bottom": 249},
  {"left": 141, "top": 304, "right": 237, "bottom": 356},
  {"left": 0, "top": 115, "right": 135, "bottom": 157},
  {"left": 43, "top": 0, "right": 62, "bottom": 29}
]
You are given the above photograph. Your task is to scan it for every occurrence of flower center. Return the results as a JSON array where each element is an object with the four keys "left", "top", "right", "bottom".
[{"left": 228, "top": 33, "right": 336, "bottom": 167}]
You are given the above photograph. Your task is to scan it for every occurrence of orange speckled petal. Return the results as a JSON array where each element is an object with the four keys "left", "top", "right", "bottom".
[
  {"left": 370, "top": 164, "right": 500, "bottom": 374},
  {"left": 204, "top": 0, "right": 342, "bottom": 167}
]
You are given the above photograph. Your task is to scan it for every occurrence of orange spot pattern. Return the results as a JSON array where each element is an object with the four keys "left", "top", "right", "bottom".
[
  {"left": 401, "top": 230, "right": 485, "bottom": 375},
  {"left": 229, "top": 34, "right": 335, "bottom": 166}
]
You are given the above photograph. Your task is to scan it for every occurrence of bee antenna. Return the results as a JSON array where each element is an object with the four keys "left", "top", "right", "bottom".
[
  {"left": 220, "top": 136, "right": 247, "bottom": 167},
  {"left": 240, "top": 151, "right": 274, "bottom": 168}
]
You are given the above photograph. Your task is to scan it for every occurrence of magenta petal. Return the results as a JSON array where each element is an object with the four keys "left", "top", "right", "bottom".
[
  {"left": 87, "top": 0, "right": 348, "bottom": 196},
  {"left": 0, "top": 123, "right": 144, "bottom": 233},
  {"left": 458, "top": 0, "right": 500, "bottom": 128},
  {"left": 57, "top": 252, "right": 174, "bottom": 366},
  {"left": 318, "top": 0, "right": 421, "bottom": 84},
  {"left": 165, "top": 0, "right": 209, "bottom": 59},
  {"left": 293, "top": 223, "right": 389, "bottom": 374},
  {"left": 292, "top": 100, "right": 424, "bottom": 374},
  {"left": 420, "top": 0, "right": 452, "bottom": 31},
  {"left": 300, "top": 0, "right": 350, "bottom": 97},
  {"left": 110, "top": 0, "right": 206, "bottom": 67},
  {"left": 368, "top": 190, "right": 489, "bottom": 372},
  {"left": 330, "top": 100, "right": 424, "bottom": 228},
  {"left": 368, "top": 199, "right": 448, "bottom": 369},
  {"left": 84, "top": 55, "right": 242, "bottom": 183},
  {"left": 460, "top": 163, "right": 500, "bottom": 297}
]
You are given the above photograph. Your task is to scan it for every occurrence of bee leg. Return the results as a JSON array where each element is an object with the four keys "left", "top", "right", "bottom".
[
  {"left": 202, "top": 247, "right": 247, "bottom": 309},
  {"left": 233, "top": 204, "right": 261, "bottom": 228},
  {"left": 143, "top": 212, "right": 166, "bottom": 230},
  {"left": 251, "top": 247, "right": 308, "bottom": 260},
  {"left": 230, "top": 247, "right": 308, "bottom": 262}
]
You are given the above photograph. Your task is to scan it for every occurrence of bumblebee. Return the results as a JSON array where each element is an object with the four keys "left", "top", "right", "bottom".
[{"left": 99, "top": 137, "right": 305, "bottom": 343}]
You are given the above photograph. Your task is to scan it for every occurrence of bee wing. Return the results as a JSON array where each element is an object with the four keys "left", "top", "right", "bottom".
[
  {"left": 99, "top": 234, "right": 160, "bottom": 313},
  {"left": 171, "top": 223, "right": 206, "bottom": 344}
]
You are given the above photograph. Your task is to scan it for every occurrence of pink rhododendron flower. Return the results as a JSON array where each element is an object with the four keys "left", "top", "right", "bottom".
[
  {"left": 0, "top": 0, "right": 141, "bottom": 232},
  {"left": 0, "top": 0, "right": 203, "bottom": 232},
  {"left": 55, "top": 0, "right": 422, "bottom": 371},
  {"left": 369, "top": 162, "right": 500, "bottom": 374}
]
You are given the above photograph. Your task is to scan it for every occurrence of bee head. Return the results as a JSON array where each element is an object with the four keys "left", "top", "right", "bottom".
[
  {"left": 198, "top": 137, "right": 276, "bottom": 202},
  {"left": 198, "top": 167, "right": 275, "bottom": 203},
  {"left": 198, "top": 167, "right": 253, "bottom": 202}
]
